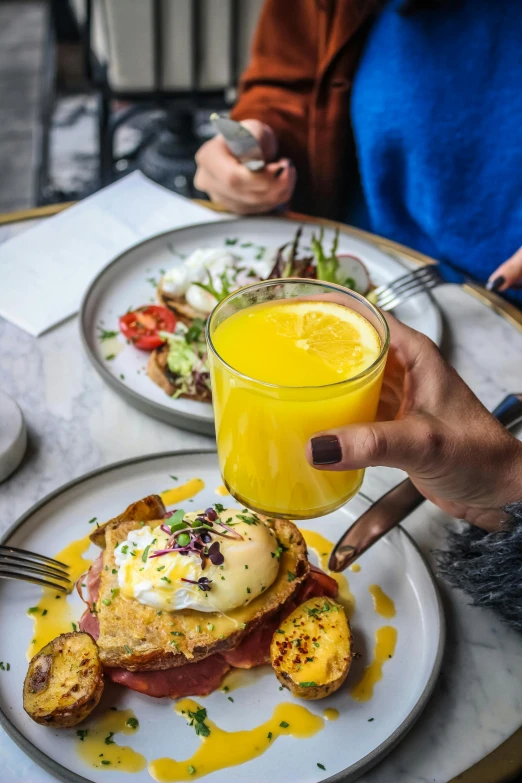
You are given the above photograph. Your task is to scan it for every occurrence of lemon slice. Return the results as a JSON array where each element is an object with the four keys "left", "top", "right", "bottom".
[{"left": 266, "top": 301, "right": 381, "bottom": 378}]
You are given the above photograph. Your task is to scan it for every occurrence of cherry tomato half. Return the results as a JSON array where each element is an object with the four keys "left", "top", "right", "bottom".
[{"left": 119, "top": 305, "right": 176, "bottom": 351}]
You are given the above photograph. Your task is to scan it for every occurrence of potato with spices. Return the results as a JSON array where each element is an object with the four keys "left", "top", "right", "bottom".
[
  {"left": 270, "top": 596, "right": 352, "bottom": 700},
  {"left": 23, "top": 632, "right": 103, "bottom": 727}
]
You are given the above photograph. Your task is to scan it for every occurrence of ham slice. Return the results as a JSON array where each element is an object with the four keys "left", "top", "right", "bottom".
[
  {"left": 79, "top": 553, "right": 338, "bottom": 695},
  {"left": 78, "top": 552, "right": 103, "bottom": 640},
  {"left": 107, "top": 654, "right": 230, "bottom": 698}
]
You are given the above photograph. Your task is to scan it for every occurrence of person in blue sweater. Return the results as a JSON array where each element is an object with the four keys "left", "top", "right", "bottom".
[{"left": 195, "top": 0, "right": 522, "bottom": 304}]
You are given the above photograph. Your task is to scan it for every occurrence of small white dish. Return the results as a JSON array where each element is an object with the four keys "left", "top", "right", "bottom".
[{"left": 0, "top": 391, "right": 26, "bottom": 482}]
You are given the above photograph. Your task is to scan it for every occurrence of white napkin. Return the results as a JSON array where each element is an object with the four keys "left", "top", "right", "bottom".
[{"left": 0, "top": 172, "right": 228, "bottom": 336}]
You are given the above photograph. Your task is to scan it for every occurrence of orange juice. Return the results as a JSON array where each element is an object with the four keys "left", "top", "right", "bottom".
[{"left": 208, "top": 286, "right": 388, "bottom": 519}]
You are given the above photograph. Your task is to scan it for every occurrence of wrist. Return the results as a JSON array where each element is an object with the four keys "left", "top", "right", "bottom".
[{"left": 467, "top": 437, "right": 522, "bottom": 531}]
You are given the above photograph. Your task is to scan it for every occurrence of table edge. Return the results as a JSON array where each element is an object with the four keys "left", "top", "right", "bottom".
[{"left": 1, "top": 201, "right": 521, "bottom": 783}]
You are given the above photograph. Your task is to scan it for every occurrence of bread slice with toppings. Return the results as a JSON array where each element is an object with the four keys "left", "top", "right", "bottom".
[{"left": 94, "top": 511, "right": 309, "bottom": 671}]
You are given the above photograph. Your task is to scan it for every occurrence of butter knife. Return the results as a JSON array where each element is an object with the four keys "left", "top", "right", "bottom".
[
  {"left": 210, "top": 113, "right": 265, "bottom": 171},
  {"left": 328, "top": 393, "right": 522, "bottom": 572}
]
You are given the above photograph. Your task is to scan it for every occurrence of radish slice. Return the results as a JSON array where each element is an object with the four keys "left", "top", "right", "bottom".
[{"left": 336, "top": 254, "right": 372, "bottom": 295}]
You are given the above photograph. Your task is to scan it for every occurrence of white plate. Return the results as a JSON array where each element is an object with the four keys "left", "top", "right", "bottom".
[
  {"left": 80, "top": 217, "right": 442, "bottom": 435},
  {"left": 0, "top": 451, "right": 444, "bottom": 783}
]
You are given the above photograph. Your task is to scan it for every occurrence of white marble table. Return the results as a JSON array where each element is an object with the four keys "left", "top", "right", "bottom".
[{"left": 1, "top": 207, "right": 522, "bottom": 783}]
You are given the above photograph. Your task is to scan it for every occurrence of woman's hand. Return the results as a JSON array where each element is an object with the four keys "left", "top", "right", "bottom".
[
  {"left": 306, "top": 317, "right": 522, "bottom": 531},
  {"left": 487, "top": 246, "right": 522, "bottom": 291},
  {"left": 194, "top": 119, "right": 296, "bottom": 215}
]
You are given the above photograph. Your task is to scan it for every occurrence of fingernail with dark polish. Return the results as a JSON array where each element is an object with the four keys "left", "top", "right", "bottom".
[
  {"left": 311, "top": 435, "right": 342, "bottom": 465},
  {"left": 274, "top": 166, "right": 284, "bottom": 179},
  {"left": 486, "top": 275, "right": 505, "bottom": 292}
]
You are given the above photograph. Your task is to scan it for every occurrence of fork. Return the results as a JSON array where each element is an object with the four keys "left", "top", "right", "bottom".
[
  {"left": 0, "top": 545, "right": 72, "bottom": 592},
  {"left": 374, "top": 265, "right": 443, "bottom": 311}
]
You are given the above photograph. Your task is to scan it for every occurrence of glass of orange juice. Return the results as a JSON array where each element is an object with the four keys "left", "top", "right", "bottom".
[{"left": 207, "top": 279, "right": 389, "bottom": 519}]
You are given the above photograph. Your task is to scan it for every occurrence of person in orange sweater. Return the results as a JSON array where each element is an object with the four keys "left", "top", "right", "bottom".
[{"left": 194, "top": 0, "right": 522, "bottom": 300}]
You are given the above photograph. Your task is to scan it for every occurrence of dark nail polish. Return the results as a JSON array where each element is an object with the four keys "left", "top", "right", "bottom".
[
  {"left": 486, "top": 275, "right": 505, "bottom": 292},
  {"left": 311, "top": 435, "right": 342, "bottom": 465},
  {"left": 274, "top": 166, "right": 284, "bottom": 179}
]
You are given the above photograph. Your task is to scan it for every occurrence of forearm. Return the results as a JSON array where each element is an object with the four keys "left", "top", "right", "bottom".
[{"left": 436, "top": 502, "right": 522, "bottom": 633}]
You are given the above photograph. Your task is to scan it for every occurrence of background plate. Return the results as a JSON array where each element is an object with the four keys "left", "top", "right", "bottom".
[
  {"left": 80, "top": 217, "right": 442, "bottom": 435},
  {"left": 0, "top": 451, "right": 444, "bottom": 783}
]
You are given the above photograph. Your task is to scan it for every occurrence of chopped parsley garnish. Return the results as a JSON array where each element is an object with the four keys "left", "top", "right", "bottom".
[
  {"left": 188, "top": 766, "right": 196, "bottom": 775},
  {"left": 161, "top": 576, "right": 172, "bottom": 584},
  {"left": 120, "top": 545, "right": 128, "bottom": 554},
  {"left": 170, "top": 475, "right": 178, "bottom": 481},
  {"left": 71, "top": 623, "right": 77, "bottom": 631},
  {"left": 111, "top": 587, "right": 119, "bottom": 597},
  {"left": 104, "top": 732, "right": 115, "bottom": 745},
  {"left": 246, "top": 587, "right": 251, "bottom": 594},
  {"left": 124, "top": 644, "right": 132, "bottom": 654},
  {"left": 237, "top": 513, "right": 259, "bottom": 526},
  {"left": 101, "top": 760, "right": 111, "bottom": 766},
  {"left": 299, "top": 682, "right": 317, "bottom": 687},
  {"left": 112, "top": 568, "right": 117, "bottom": 574},
  {"left": 225, "top": 237, "right": 238, "bottom": 245},
  {"left": 187, "top": 707, "right": 211, "bottom": 737},
  {"left": 317, "top": 763, "right": 326, "bottom": 771},
  {"left": 276, "top": 629, "right": 284, "bottom": 635},
  {"left": 97, "top": 327, "right": 118, "bottom": 341},
  {"left": 126, "top": 717, "right": 139, "bottom": 729},
  {"left": 146, "top": 276, "right": 158, "bottom": 288},
  {"left": 76, "top": 729, "right": 88, "bottom": 741},
  {"left": 228, "top": 696, "right": 234, "bottom": 702},
  {"left": 102, "top": 598, "right": 111, "bottom": 606},
  {"left": 207, "top": 623, "right": 214, "bottom": 631},
  {"left": 105, "top": 353, "right": 116, "bottom": 361},
  {"left": 28, "top": 607, "right": 39, "bottom": 614},
  {"left": 142, "top": 544, "right": 151, "bottom": 562},
  {"left": 214, "top": 503, "right": 225, "bottom": 513},
  {"left": 313, "top": 641, "right": 320, "bottom": 648},
  {"left": 196, "top": 624, "right": 201, "bottom": 632},
  {"left": 368, "top": 717, "right": 374, "bottom": 722},
  {"left": 88, "top": 517, "right": 97, "bottom": 525},
  {"left": 157, "top": 565, "right": 165, "bottom": 571},
  {"left": 279, "top": 721, "right": 289, "bottom": 729},
  {"left": 171, "top": 631, "right": 183, "bottom": 636},
  {"left": 185, "top": 318, "right": 206, "bottom": 343},
  {"left": 267, "top": 732, "right": 272, "bottom": 740},
  {"left": 244, "top": 564, "right": 249, "bottom": 570},
  {"left": 287, "top": 571, "right": 296, "bottom": 582}
]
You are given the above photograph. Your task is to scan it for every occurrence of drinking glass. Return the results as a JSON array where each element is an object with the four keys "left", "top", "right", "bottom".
[{"left": 207, "top": 279, "right": 389, "bottom": 519}]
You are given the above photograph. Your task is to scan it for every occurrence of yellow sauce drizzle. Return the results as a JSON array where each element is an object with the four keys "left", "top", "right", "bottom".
[
  {"left": 102, "top": 337, "right": 123, "bottom": 361},
  {"left": 301, "top": 530, "right": 355, "bottom": 618},
  {"left": 161, "top": 479, "right": 205, "bottom": 506},
  {"left": 368, "top": 585, "right": 396, "bottom": 619},
  {"left": 26, "top": 532, "right": 93, "bottom": 660},
  {"left": 351, "top": 626, "right": 397, "bottom": 702},
  {"left": 149, "top": 699, "right": 324, "bottom": 782},
  {"left": 350, "top": 563, "right": 361, "bottom": 573},
  {"left": 322, "top": 708, "right": 340, "bottom": 721},
  {"left": 221, "top": 665, "right": 271, "bottom": 693},
  {"left": 76, "top": 708, "right": 146, "bottom": 772},
  {"left": 215, "top": 485, "right": 229, "bottom": 497}
]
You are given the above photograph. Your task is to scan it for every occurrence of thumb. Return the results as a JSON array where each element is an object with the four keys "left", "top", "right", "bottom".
[{"left": 306, "top": 418, "right": 437, "bottom": 473}]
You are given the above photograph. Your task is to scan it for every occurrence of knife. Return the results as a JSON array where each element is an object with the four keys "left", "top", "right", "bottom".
[
  {"left": 210, "top": 113, "right": 265, "bottom": 171},
  {"left": 328, "top": 393, "right": 522, "bottom": 572}
]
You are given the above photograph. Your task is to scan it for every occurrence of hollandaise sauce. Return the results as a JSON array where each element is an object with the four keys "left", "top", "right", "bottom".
[
  {"left": 368, "top": 585, "right": 396, "bottom": 619},
  {"left": 161, "top": 478, "right": 205, "bottom": 506},
  {"left": 26, "top": 532, "right": 93, "bottom": 660},
  {"left": 350, "top": 563, "right": 361, "bottom": 573},
  {"left": 76, "top": 708, "right": 146, "bottom": 772},
  {"left": 149, "top": 699, "right": 324, "bottom": 782},
  {"left": 215, "top": 485, "right": 229, "bottom": 496},
  {"left": 351, "top": 626, "right": 397, "bottom": 702},
  {"left": 301, "top": 529, "right": 355, "bottom": 618},
  {"left": 322, "top": 708, "right": 340, "bottom": 721}
]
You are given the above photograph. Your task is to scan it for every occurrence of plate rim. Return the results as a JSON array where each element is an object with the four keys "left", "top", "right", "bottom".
[
  {"left": 79, "top": 216, "right": 442, "bottom": 435},
  {"left": 0, "top": 450, "right": 445, "bottom": 783}
]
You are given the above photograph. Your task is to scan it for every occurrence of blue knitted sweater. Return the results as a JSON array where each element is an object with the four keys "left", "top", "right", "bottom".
[{"left": 349, "top": 0, "right": 522, "bottom": 305}]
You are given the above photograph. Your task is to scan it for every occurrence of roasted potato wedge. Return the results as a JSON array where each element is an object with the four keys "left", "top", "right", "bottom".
[
  {"left": 270, "top": 597, "right": 352, "bottom": 700},
  {"left": 23, "top": 632, "right": 103, "bottom": 727},
  {"left": 89, "top": 494, "right": 165, "bottom": 548}
]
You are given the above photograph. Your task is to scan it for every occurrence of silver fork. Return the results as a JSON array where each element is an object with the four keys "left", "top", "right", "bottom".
[
  {"left": 374, "top": 265, "right": 442, "bottom": 311},
  {"left": 0, "top": 545, "right": 72, "bottom": 592}
]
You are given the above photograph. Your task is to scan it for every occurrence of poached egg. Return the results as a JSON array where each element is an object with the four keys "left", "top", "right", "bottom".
[
  {"left": 161, "top": 247, "right": 274, "bottom": 314},
  {"left": 114, "top": 508, "right": 280, "bottom": 613}
]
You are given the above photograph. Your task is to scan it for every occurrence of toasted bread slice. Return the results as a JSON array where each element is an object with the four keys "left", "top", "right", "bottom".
[
  {"left": 157, "top": 282, "right": 202, "bottom": 325},
  {"left": 90, "top": 495, "right": 166, "bottom": 549},
  {"left": 95, "top": 515, "right": 308, "bottom": 671},
  {"left": 147, "top": 343, "right": 212, "bottom": 403}
]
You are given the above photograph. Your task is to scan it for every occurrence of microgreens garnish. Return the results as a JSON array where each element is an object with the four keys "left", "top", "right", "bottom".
[
  {"left": 76, "top": 730, "right": 88, "bottom": 741},
  {"left": 97, "top": 327, "right": 118, "bottom": 341},
  {"left": 181, "top": 576, "right": 213, "bottom": 592},
  {"left": 126, "top": 717, "right": 139, "bottom": 729}
]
